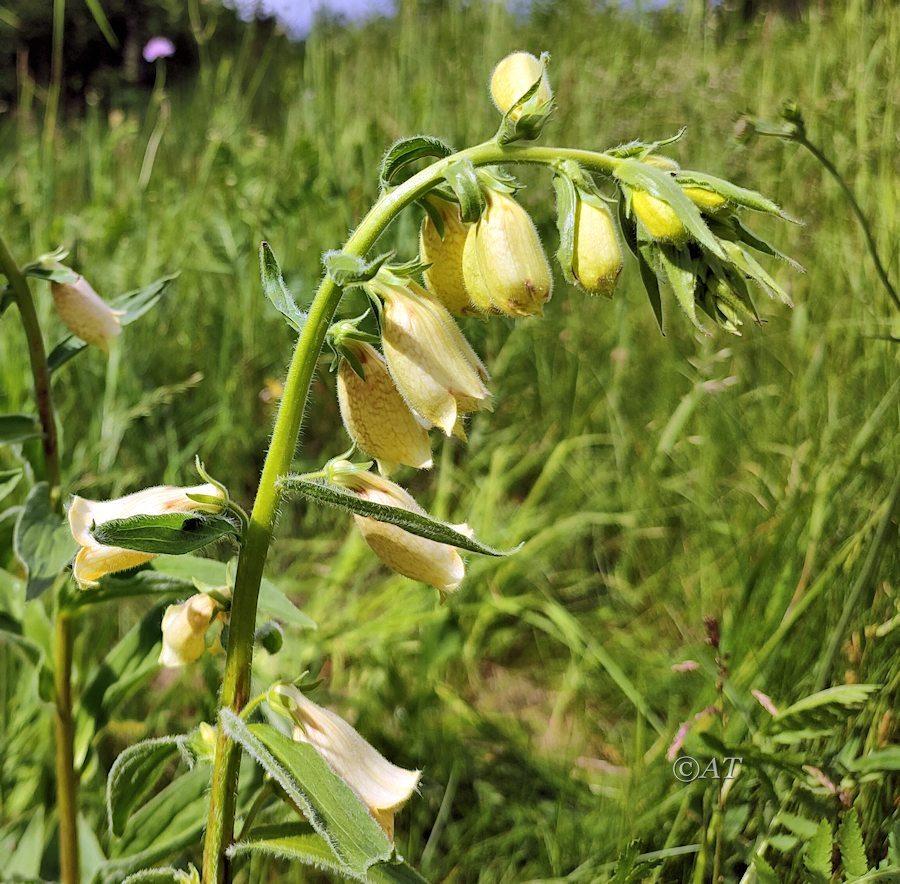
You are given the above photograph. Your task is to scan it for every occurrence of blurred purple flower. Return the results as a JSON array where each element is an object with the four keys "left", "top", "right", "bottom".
[{"left": 143, "top": 37, "right": 176, "bottom": 63}]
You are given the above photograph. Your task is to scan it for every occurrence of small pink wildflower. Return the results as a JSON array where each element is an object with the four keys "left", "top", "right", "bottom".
[{"left": 143, "top": 37, "right": 176, "bottom": 63}]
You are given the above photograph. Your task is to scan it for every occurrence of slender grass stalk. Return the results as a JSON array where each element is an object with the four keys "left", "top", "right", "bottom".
[
  {"left": 201, "top": 139, "right": 620, "bottom": 882},
  {"left": 0, "top": 234, "right": 77, "bottom": 882},
  {"left": 42, "top": 0, "right": 65, "bottom": 156}
]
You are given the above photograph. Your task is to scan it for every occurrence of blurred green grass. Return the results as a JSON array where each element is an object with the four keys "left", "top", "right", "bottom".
[{"left": 1, "top": 0, "right": 898, "bottom": 880}]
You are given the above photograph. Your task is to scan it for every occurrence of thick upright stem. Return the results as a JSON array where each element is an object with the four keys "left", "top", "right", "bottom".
[
  {"left": 0, "top": 234, "right": 76, "bottom": 881},
  {"left": 201, "top": 141, "right": 619, "bottom": 882}
]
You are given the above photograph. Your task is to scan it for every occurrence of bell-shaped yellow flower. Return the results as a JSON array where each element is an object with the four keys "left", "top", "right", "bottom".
[
  {"left": 372, "top": 276, "right": 491, "bottom": 436},
  {"left": 331, "top": 465, "right": 465, "bottom": 595},
  {"left": 337, "top": 339, "right": 432, "bottom": 476},
  {"left": 631, "top": 190, "right": 690, "bottom": 244},
  {"left": 271, "top": 684, "right": 421, "bottom": 841},
  {"left": 490, "top": 51, "right": 552, "bottom": 121},
  {"left": 420, "top": 198, "right": 475, "bottom": 316},
  {"left": 159, "top": 593, "right": 220, "bottom": 668},
  {"left": 571, "top": 198, "right": 623, "bottom": 298},
  {"left": 68, "top": 483, "right": 225, "bottom": 588},
  {"left": 51, "top": 274, "right": 124, "bottom": 351},
  {"left": 462, "top": 189, "right": 553, "bottom": 317},
  {"left": 682, "top": 186, "right": 729, "bottom": 213}
]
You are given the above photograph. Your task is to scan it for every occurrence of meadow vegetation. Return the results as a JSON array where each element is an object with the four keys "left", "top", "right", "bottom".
[{"left": 0, "top": 0, "right": 897, "bottom": 880}]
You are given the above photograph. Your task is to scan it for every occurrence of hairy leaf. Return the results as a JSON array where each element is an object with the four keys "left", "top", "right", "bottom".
[
  {"left": 221, "top": 712, "right": 393, "bottom": 876},
  {"left": 14, "top": 482, "right": 77, "bottom": 599},
  {"left": 442, "top": 159, "right": 485, "bottom": 223},
  {"left": 380, "top": 135, "right": 453, "bottom": 188},
  {"left": 278, "top": 475, "right": 518, "bottom": 556},
  {"left": 675, "top": 169, "right": 797, "bottom": 221},
  {"left": 658, "top": 246, "right": 705, "bottom": 332},
  {"left": 260, "top": 242, "right": 307, "bottom": 333},
  {"left": 91, "top": 511, "right": 240, "bottom": 555},
  {"left": 64, "top": 568, "right": 194, "bottom": 610},
  {"left": 122, "top": 868, "right": 197, "bottom": 884},
  {"left": 324, "top": 250, "right": 393, "bottom": 288}
]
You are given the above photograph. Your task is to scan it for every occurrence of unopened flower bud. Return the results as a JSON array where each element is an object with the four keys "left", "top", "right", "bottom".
[
  {"left": 271, "top": 685, "right": 420, "bottom": 841},
  {"left": 51, "top": 275, "right": 124, "bottom": 351},
  {"left": 490, "top": 51, "right": 552, "bottom": 121},
  {"left": 683, "top": 186, "right": 728, "bottom": 213},
  {"left": 372, "top": 276, "right": 491, "bottom": 436},
  {"left": 571, "top": 199, "right": 623, "bottom": 298},
  {"left": 331, "top": 465, "right": 465, "bottom": 595},
  {"left": 337, "top": 340, "right": 432, "bottom": 476},
  {"left": 159, "top": 593, "right": 219, "bottom": 668},
  {"left": 68, "top": 483, "right": 226, "bottom": 588},
  {"left": 641, "top": 155, "right": 680, "bottom": 172},
  {"left": 462, "top": 189, "right": 552, "bottom": 317},
  {"left": 631, "top": 190, "right": 690, "bottom": 244},
  {"left": 420, "top": 198, "right": 474, "bottom": 316}
]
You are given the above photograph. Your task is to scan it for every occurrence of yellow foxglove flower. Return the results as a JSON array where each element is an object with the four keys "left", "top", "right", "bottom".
[
  {"left": 159, "top": 593, "right": 219, "bottom": 668},
  {"left": 51, "top": 275, "right": 124, "bottom": 352},
  {"left": 331, "top": 464, "right": 465, "bottom": 595},
  {"left": 462, "top": 190, "right": 552, "bottom": 317},
  {"left": 420, "top": 198, "right": 475, "bottom": 316},
  {"left": 571, "top": 199, "right": 623, "bottom": 298},
  {"left": 337, "top": 340, "right": 432, "bottom": 476},
  {"left": 631, "top": 190, "right": 690, "bottom": 244},
  {"left": 490, "top": 51, "right": 552, "bottom": 121},
  {"left": 272, "top": 684, "right": 420, "bottom": 840},
  {"left": 373, "top": 277, "right": 491, "bottom": 436},
  {"left": 68, "top": 483, "right": 225, "bottom": 588},
  {"left": 682, "top": 186, "right": 729, "bottom": 213}
]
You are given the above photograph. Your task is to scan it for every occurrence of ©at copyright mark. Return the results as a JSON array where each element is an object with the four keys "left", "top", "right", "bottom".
[{"left": 672, "top": 756, "right": 742, "bottom": 783}]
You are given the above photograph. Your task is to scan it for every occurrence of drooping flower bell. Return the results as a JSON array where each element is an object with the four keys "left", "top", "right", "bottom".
[
  {"left": 270, "top": 684, "right": 421, "bottom": 841},
  {"left": 159, "top": 593, "right": 220, "bottom": 668},
  {"left": 630, "top": 189, "right": 690, "bottom": 245},
  {"left": 329, "top": 462, "right": 465, "bottom": 596},
  {"left": 462, "top": 188, "right": 553, "bottom": 316},
  {"left": 419, "top": 197, "right": 475, "bottom": 316},
  {"left": 68, "top": 483, "right": 226, "bottom": 588},
  {"left": 370, "top": 271, "right": 491, "bottom": 437},
  {"left": 51, "top": 274, "right": 124, "bottom": 351},
  {"left": 570, "top": 197, "right": 623, "bottom": 298},
  {"left": 335, "top": 336, "right": 433, "bottom": 476},
  {"left": 490, "top": 51, "right": 552, "bottom": 121},
  {"left": 682, "top": 186, "right": 729, "bottom": 213}
]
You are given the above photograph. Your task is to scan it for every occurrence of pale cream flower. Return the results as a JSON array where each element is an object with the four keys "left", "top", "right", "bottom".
[
  {"left": 68, "top": 483, "right": 225, "bottom": 588},
  {"left": 159, "top": 594, "right": 219, "bottom": 668},
  {"left": 51, "top": 275, "right": 124, "bottom": 351},
  {"left": 372, "top": 276, "right": 491, "bottom": 436},
  {"left": 336, "top": 340, "right": 432, "bottom": 476},
  {"left": 490, "top": 51, "right": 552, "bottom": 120},
  {"left": 420, "top": 197, "right": 475, "bottom": 316},
  {"left": 331, "top": 465, "right": 465, "bottom": 595},
  {"left": 272, "top": 684, "right": 421, "bottom": 841}
]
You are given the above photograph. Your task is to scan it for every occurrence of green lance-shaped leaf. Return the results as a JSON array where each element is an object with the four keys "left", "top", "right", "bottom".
[
  {"left": 260, "top": 242, "right": 308, "bottom": 333},
  {"left": 0, "top": 467, "right": 23, "bottom": 503},
  {"left": 278, "top": 475, "right": 518, "bottom": 557},
  {"left": 614, "top": 158, "right": 726, "bottom": 259},
  {"left": 62, "top": 568, "right": 196, "bottom": 610},
  {"left": 721, "top": 240, "right": 794, "bottom": 307},
  {"left": 229, "top": 823, "right": 428, "bottom": 884},
  {"left": 91, "top": 511, "right": 240, "bottom": 555},
  {"left": 14, "top": 482, "right": 78, "bottom": 599},
  {"left": 675, "top": 169, "right": 799, "bottom": 222},
  {"left": 0, "top": 413, "right": 43, "bottom": 444},
  {"left": 636, "top": 242, "right": 665, "bottom": 335},
  {"left": 107, "top": 736, "right": 187, "bottom": 837},
  {"left": 380, "top": 135, "right": 453, "bottom": 188},
  {"left": 553, "top": 171, "right": 578, "bottom": 286},
  {"left": 442, "top": 158, "right": 486, "bottom": 223},
  {"left": 324, "top": 250, "right": 394, "bottom": 288},
  {"left": 771, "top": 684, "right": 880, "bottom": 735},
  {"left": 221, "top": 712, "right": 393, "bottom": 876},
  {"left": 47, "top": 273, "right": 179, "bottom": 373},
  {"left": 658, "top": 245, "right": 706, "bottom": 333}
]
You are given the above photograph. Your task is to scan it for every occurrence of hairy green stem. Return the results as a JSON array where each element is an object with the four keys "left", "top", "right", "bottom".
[
  {"left": 795, "top": 134, "right": 899, "bottom": 311},
  {"left": 201, "top": 140, "right": 619, "bottom": 882},
  {"left": 0, "top": 234, "right": 77, "bottom": 881}
]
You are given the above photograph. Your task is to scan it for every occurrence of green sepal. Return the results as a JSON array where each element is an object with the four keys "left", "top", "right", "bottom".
[
  {"left": 707, "top": 216, "right": 805, "bottom": 272},
  {"left": 23, "top": 264, "right": 79, "bottom": 285},
  {"left": 91, "top": 512, "right": 241, "bottom": 555},
  {"left": 380, "top": 135, "right": 453, "bottom": 188},
  {"left": 721, "top": 241, "right": 793, "bottom": 306},
  {"left": 658, "top": 245, "right": 706, "bottom": 334},
  {"left": 0, "top": 413, "right": 43, "bottom": 444},
  {"left": 48, "top": 273, "right": 179, "bottom": 373},
  {"left": 324, "top": 251, "right": 394, "bottom": 288},
  {"left": 675, "top": 170, "right": 800, "bottom": 222},
  {"left": 495, "top": 52, "right": 554, "bottom": 145},
  {"left": 615, "top": 158, "right": 725, "bottom": 259},
  {"left": 442, "top": 159, "right": 486, "bottom": 223},
  {"left": 607, "top": 128, "right": 686, "bottom": 159},
  {"left": 260, "top": 242, "right": 307, "bottom": 333},
  {"left": 278, "top": 474, "right": 519, "bottom": 557},
  {"left": 552, "top": 170, "right": 578, "bottom": 285},
  {"left": 255, "top": 620, "right": 284, "bottom": 655},
  {"left": 14, "top": 482, "right": 78, "bottom": 599},
  {"left": 634, "top": 235, "right": 665, "bottom": 335}
]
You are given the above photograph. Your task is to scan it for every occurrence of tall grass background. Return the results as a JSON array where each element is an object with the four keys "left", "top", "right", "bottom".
[{"left": 0, "top": 0, "right": 897, "bottom": 880}]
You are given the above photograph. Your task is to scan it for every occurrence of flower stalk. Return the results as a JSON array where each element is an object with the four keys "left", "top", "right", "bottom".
[{"left": 201, "top": 139, "right": 621, "bottom": 882}]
